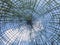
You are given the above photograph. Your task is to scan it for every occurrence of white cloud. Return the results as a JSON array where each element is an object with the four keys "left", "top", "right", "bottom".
[
  {"left": 33, "top": 19, "right": 44, "bottom": 32},
  {"left": 2, "top": 19, "right": 44, "bottom": 44}
]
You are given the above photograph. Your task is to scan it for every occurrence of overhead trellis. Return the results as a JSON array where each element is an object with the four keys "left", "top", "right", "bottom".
[
  {"left": 0, "top": 0, "right": 37, "bottom": 22},
  {"left": 0, "top": 0, "right": 60, "bottom": 21},
  {"left": 0, "top": 0, "right": 60, "bottom": 45}
]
